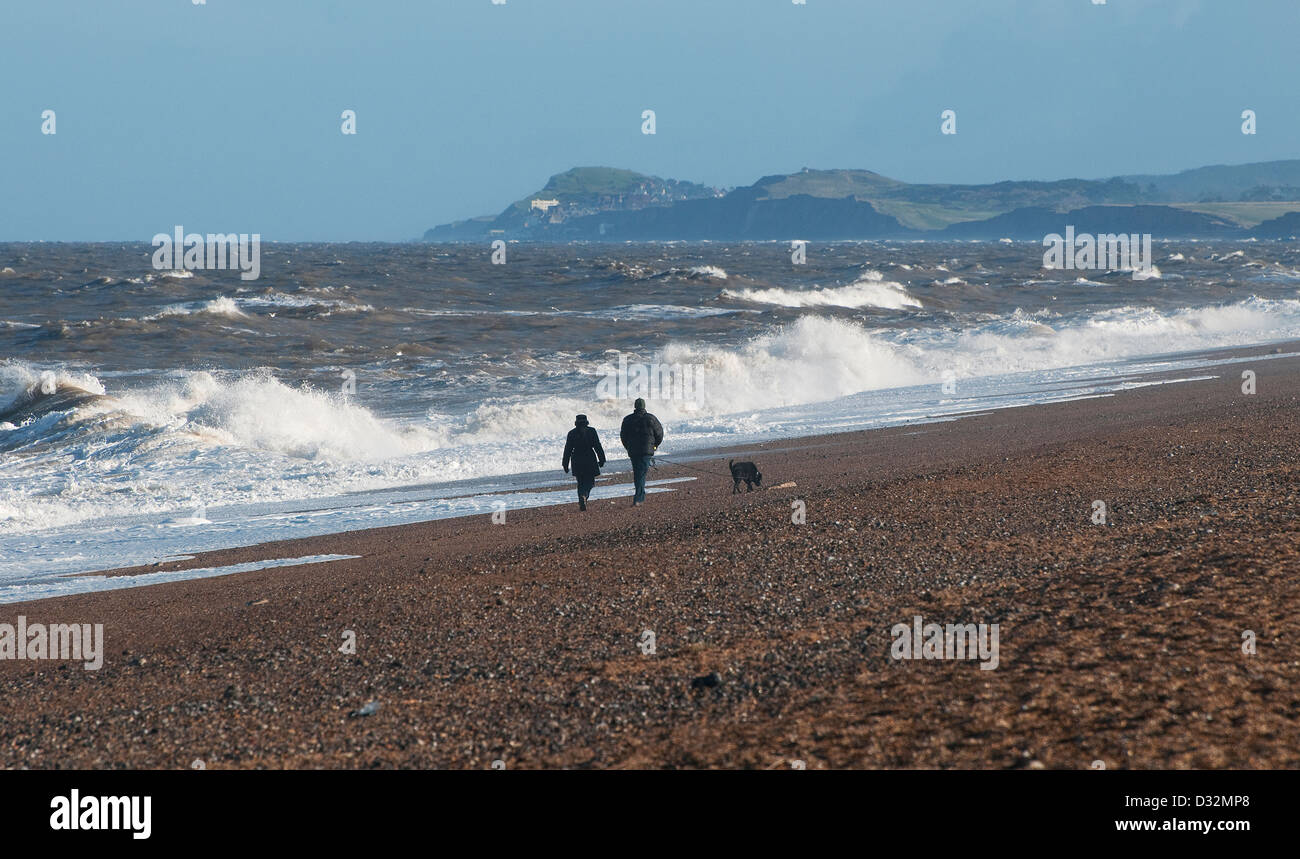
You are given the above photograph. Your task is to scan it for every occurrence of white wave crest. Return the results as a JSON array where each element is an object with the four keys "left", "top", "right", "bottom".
[
  {"left": 139, "top": 371, "right": 441, "bottom": 461},
  {"left": 722, "top": 271, "right": 922, "bottom": 309},
  {"left": 0, "top": 362, "right": 106, "bottom": 414},
  {"left": 157, "top": 296, "right": 248, "bottom": 319}
]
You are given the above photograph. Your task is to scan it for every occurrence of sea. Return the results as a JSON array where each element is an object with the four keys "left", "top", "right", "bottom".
[{"left": 3, "top": 240, "right": 1300, "bottom": 601}]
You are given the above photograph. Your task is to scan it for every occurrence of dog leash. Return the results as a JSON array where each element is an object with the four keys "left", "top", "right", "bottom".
[{"left": 650, "top": 455, "right": 733, "bottom": 478}]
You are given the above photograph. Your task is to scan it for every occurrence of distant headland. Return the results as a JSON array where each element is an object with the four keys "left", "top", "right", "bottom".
[{"left": 424, "top": 162, "right": 1300, "bottom": 242}]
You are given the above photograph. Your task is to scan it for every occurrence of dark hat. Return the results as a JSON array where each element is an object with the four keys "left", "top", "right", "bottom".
[
  {"left": 575, "top": 414, "right": 588, "bottom": 425},
  {"left": 633, "top": 398, "right": 646, "bottom": 410}
]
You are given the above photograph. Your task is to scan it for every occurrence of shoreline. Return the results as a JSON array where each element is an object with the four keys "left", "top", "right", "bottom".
[
  {"left": 3, "top": 343, "right": 1299, "bottom": 767},
  {"left": 21, "top": 338, "right": 1300, "bottom": 589}
]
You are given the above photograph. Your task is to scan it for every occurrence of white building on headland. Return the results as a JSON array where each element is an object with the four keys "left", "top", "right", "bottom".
[{"left": 530, "top": 199, "right": 560, "bottom": 213}]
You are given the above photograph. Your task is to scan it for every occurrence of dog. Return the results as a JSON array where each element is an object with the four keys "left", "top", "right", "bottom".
[{"left": 728, "top": 459, "right": 763, "bottom": 493}]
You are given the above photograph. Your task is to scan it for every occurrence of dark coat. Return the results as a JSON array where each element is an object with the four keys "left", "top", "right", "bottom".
[
  {"left": 619, "top": 408, "right": 664, "bottom": 457},
  {"left": 563, "top": 425, "right": 606, "bottom": 477}
]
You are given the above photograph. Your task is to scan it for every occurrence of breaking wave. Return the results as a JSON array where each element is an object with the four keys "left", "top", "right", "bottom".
[
  {"left": 722, "top": 271, "right": 922, "bottom": 309},
  {"left": 5, "top": 294, "right": 1300, "bottom": 536},
  {"left": 157, "top": 296, "right": 248, "bottom": 319}
]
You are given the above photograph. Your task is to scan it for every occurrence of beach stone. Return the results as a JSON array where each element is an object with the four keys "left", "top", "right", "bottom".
[{"left": 350, "top": 701, "right": 382, "bottom": 718}]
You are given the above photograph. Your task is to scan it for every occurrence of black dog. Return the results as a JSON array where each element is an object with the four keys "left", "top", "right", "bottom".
[{"left": 728, "top": 459, "right": 763, "bottom": 493}]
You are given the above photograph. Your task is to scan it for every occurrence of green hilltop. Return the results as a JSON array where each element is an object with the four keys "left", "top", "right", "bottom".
[
  {"left": 502, "top": 167, "right": 716, "bottom": 217},
  {"left": 425, "top": 160, "right": 1300, "bottom": 240}
]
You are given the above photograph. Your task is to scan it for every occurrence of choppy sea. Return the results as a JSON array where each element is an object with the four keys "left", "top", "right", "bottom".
[{"left": 3, "top": 240, "right": 1299, "bottom": 600}]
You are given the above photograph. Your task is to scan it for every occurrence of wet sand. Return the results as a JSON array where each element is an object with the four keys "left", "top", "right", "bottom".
[{"left": 3, "top": 346, "right": 1299, "bottom": 769}]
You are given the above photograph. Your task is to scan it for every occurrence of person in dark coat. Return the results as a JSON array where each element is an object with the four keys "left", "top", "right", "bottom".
[
  {"left": 619, "top": 397, "right": 663, "bottom": 506},
  {"left": 562, "top": 414, "right": 606, "bottom": 511}
]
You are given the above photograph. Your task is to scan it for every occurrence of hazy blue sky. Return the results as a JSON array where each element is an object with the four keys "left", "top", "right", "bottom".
[{"left": 2, "top": 0, "right": 1297, "bottom": 240}]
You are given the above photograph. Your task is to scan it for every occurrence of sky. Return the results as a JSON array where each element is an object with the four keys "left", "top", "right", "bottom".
[{"left": 1, "top": 0, "right": 1297, "bottom": 241}]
